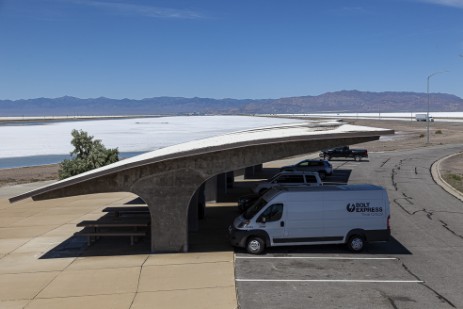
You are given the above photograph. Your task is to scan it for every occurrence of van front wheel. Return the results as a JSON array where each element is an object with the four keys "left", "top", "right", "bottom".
[
  {"left": 246, "top": 236, "right": 265, "bottom": 254},
  {"left": 347, "top": 235, "right": 365, "bottom": 252}
]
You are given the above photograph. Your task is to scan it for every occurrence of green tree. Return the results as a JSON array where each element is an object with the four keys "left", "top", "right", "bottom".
[{"left": 58, "top": 129, "right": 119, "bottom": 179}]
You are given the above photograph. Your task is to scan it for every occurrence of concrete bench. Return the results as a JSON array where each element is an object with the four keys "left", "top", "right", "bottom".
[
  {"left": 102, "top": 206, "right": 149, "bottom": 217},
  {"left": 77, "top": 218, "right": 150, "bottom": 228},
  {"left": 75, "top": 228, "right": 147, "bottom": 245},
  {"left": 76, "top": 218, "right": 150, "bottom": 245}
]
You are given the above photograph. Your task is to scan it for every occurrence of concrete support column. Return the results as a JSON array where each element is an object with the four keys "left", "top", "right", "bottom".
[
  {"left": 244, "top": 164, "right": 263, "bottom": 178},
  {"left": 131, "top": 169, "right": 205, "bottom": 253},
  {"left": 198, "top": 183, "right": 205, "bottom": 220},
  {"left": 205, "top": 176, "right": 217, "bottom": 202},
  {"left": 216, "top": 173, "right": 227, "bottom": 202},
  {"left": 188, "top": 190, "right": 199, "bottom": 232},
  {"left": 226, "top": 171, "right": 234, "bottom": 188},
  {"left": 188, "top": 183, "right": 206, "bottom": 232}
]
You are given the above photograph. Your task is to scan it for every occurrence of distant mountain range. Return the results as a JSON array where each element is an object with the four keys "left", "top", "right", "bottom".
[{"left": 1, "top": 90, "right": 463, "bottom": 116}]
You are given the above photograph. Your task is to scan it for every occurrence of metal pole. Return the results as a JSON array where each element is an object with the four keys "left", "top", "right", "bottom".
[
  {"left": 426, "top": 71, "right": 448, "bottom": 144},
  {"left": 427, "top": 76, "right": 430, "bottom": 144}
]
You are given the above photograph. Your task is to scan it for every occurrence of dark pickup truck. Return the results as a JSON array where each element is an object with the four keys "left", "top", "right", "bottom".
[{"left": 319, "top": 146, "right": 368, "bottom": 161}]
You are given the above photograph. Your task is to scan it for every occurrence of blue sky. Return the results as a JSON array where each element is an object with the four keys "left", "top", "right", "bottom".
[{"left": 1, "top": 0, "right": 462, "bottom": 100}]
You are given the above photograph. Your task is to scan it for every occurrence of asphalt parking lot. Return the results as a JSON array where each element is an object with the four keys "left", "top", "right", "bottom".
[{"left": 235, "top": 148, "right": 463, "bottom": 309}]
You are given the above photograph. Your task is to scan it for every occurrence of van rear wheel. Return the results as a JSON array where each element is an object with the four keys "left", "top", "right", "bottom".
[
  {"left": 246, "top": 236, "right": 265, "bottom": 254},
  {"left": 347, "top": 235, "right": 365, "bottom": 252}
]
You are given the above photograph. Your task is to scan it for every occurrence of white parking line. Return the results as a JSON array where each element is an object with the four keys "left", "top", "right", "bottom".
[
  {"left": 236, "top": 256, "right": 398, "bottom": 260},
  {"left": 236, "top": 279, "right": 423, "bottom": 283}
]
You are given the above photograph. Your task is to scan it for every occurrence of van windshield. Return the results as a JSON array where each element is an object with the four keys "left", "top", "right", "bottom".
[{"left": 243, "top": 198, "right": 268, "bottom": 220}]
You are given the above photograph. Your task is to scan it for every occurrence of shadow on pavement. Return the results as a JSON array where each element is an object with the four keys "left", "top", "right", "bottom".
[{"left": 40, "top": 202, "right": 240, "bottom": 258}]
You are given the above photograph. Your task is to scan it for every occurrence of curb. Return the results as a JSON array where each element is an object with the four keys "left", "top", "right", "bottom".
[{"left": 431, "top": 152, "right": 463, "bottom": 202}]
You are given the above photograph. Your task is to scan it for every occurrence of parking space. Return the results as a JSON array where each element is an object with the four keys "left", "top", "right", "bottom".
[
  {"left": 235, "top": 255, "right": 417, "bottom": 282},
  {"left": 234, "top": 254, "right": 442, "bottom": 309}
]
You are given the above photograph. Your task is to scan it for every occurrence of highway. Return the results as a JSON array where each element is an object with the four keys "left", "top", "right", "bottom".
[{"left": 235, "top": 145, "right": 463, "bottom": 308}]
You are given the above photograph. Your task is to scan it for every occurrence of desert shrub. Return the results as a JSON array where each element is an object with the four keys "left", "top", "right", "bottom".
[
  {"left": 58, "top": 130, "right": 119, "bottom": 179},
  {"left": 435, "top": 130, "right": 443, "bottom": 134}
]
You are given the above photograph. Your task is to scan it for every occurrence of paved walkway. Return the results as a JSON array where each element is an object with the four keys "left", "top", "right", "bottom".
[{"left": 0, "top": 183, "right": 237, "bottom": 309}]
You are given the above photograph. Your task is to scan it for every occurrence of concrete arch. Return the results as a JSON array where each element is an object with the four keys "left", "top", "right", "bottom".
[{"left": 10, "top": 121, "right": 393, "bottom": 252}]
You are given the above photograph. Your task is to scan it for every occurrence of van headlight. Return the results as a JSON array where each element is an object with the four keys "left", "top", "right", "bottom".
[{"left": 238, "top": 220, "right": 250, "bottom": 228}]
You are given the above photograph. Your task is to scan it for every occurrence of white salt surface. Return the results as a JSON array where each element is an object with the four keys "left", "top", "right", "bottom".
[{"left": 0, "top": 116, "right": 300, "bottom": 159}]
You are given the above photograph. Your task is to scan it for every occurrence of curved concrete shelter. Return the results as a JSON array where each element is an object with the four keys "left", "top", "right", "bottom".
[{"left": 10, "top": 120, "right": 393, "bottom": 253}]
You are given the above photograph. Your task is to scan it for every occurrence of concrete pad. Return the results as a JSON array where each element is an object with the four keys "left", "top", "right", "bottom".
[
  {"left": 131, "top": 287, "right": 237, "bottom": 309},
  {"left": 10, "top": 214, "right": 82, "bottom": 227},
  {"left": 0, "top": 187, "right": 240, "bottom": 308},
  {"left": 11, "top": 234, "right": 72, "bottom": 255},
  {"left": 0, "top": 215, "right": 38, "bottom": 227},
  {"left": 0, "top": 271, "right": 58, "bottom": 301},
  {"left": 144, "top": 252, "right": 233, "bottom": 266},
  {"left": 67, "top": 254, "right": 148, "bottom": 271},
  {"left": 0, "top": 226, "right": 59, "bottom": 239},
  {"left": 43, "top": 223, "right": 81, "bottom": 236},
  {"left": 26, "top": 293, "right": 135, "bottom": 309},
  {"left": 0, "top": 252, "right": 74, "bottom": 274},
  {"left": 138, "top": 261, "right": 235, "bottom": 292},
  {"left": 0, "top": 238, "right": 30, "bottom": 256},
  {"left": 37, "top": 267, "right": 140, "bottom": 298},
  {"left": 0, "top": 300, "right": 30, "bottom": 309}
]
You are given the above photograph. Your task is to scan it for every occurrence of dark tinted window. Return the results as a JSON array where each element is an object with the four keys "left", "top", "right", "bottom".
[
  {"left": 244, "top": 198, "right": 268, "bottom": 220},
  {"left": 275, "top": 175, "right": 304, "bottom": 183},
  {"left": 258, "top": 203, "right": 283, "bottom": 222}
]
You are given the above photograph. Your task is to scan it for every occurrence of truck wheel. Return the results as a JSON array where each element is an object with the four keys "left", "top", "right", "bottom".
[
  {"left": 347, "top": 235, "right": 365, "bottom": 252},
  {"left": 354, "top": 155, "right": 361, "bottom": 161},
  {"left": 318, "top": 171, "right": 326, "bottom": 180},
  {"left": 246, "top": 236, "right": 265, "bottom": 254}
]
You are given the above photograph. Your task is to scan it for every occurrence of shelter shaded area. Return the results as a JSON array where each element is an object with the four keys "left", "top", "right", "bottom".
[{"left": 11, "top": 120, "right": 393, "bottom": 252}]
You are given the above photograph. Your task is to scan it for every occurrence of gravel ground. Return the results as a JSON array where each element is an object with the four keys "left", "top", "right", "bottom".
[
  {"left": 0, "top": 119, "right": 462, "bottom": 190},
  {"left": 0, "top": 164, "right": 59, "bottom": 187}
]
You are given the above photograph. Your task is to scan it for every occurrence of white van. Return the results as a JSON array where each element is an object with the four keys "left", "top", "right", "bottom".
[{"left": 229, "top": 185, "right": 390, "bottom": 254}]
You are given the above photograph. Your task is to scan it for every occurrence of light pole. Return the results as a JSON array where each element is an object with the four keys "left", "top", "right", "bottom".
[{"left": 426, "top": 71, "right": 448, "bottom": 144}]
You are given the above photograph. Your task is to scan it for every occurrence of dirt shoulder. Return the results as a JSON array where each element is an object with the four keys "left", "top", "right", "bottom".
[
  {"left": 0, "top": 164, "right": 59, "bottom": 187},
  {"left": 350, "top": 119, "right": 463, "bottom": 152}
]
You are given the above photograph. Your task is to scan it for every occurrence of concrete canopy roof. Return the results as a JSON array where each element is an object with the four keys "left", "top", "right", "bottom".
[{"left": 10, "top": 120, "right": 392, "bottom": 203}]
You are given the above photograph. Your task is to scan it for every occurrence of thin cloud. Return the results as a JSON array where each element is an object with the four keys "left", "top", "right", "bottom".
[
  {"left": 68, "top": 0, "right": 203, "bottom": 19},
  {"left": 417, "top": 0, "right": 463, "bottom": 9}
]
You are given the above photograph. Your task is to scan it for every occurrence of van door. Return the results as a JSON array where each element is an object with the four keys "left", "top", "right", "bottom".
[
  {"left": 282, "top": 200, "right": 325, "bottom": 245},
  {"left": 255, "top": 203, "right": 285, "bottom": 245}
]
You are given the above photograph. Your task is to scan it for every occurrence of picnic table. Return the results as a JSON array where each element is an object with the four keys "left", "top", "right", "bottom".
[{"left": 75, "top": 217, "right": 150, "bottom": 245}]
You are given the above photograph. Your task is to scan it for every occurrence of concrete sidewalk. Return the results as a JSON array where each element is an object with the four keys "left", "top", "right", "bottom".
[{"left": 0, "top": 183, "right": 237, "bottom": 309}]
